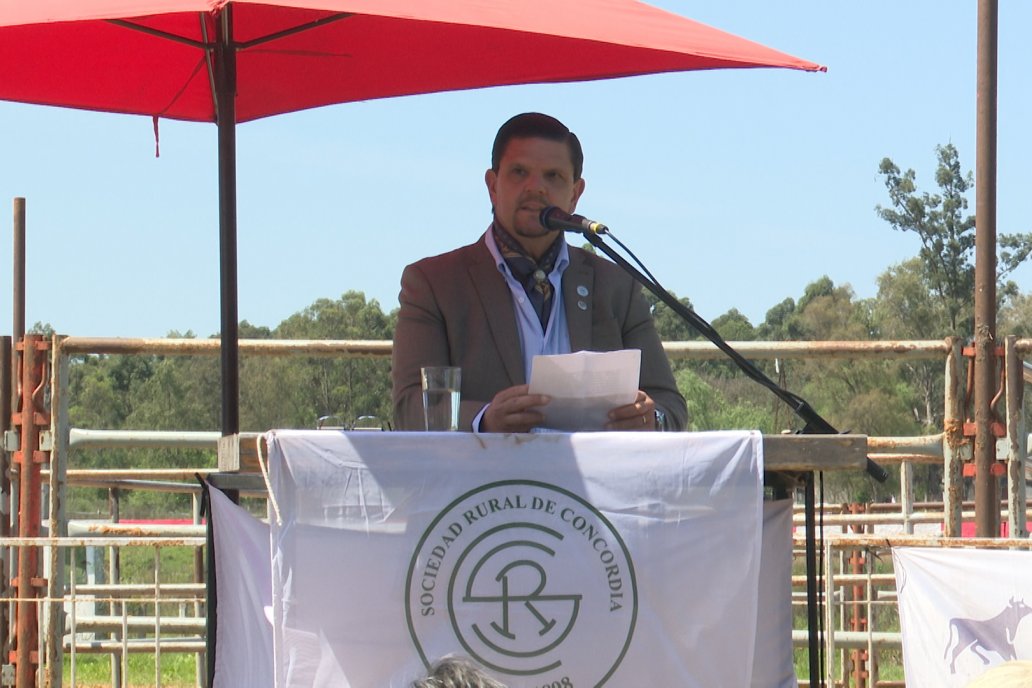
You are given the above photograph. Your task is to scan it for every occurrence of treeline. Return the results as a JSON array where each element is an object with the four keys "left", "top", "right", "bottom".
[
  {"left": 62, "top": 292, "right": 395, "bottom": 517},
  {"left": 57, "top": 274, "right": 1029, "bottom": 516},
  {"left": 49, "top": 143, "right": 1032, "bottom": 514}
]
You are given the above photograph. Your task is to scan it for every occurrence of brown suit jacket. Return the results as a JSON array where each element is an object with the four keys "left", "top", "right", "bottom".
[{"left": 391, "top": 235, "right": 687, "bottom": 431}]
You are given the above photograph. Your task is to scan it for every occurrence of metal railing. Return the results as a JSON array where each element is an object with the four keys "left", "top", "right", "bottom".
[
  {"left": 1, "top": 335, "right": 1029, "bottom": 686},
  {"left": 790, "top": 533, "right": 1032, "bottom": 688}
]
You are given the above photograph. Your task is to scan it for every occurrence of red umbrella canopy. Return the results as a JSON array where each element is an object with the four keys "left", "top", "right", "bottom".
[
  {"left": 1, "top": 0, "right": 826, "bottom": 441},
  {"left": 1, "top": 0, "right": 824, "bottom": 123}
]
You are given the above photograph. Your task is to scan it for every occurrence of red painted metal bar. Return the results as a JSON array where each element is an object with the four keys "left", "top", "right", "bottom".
[{"left": 12, "top": 336, "right": 46, "bottom": 688}]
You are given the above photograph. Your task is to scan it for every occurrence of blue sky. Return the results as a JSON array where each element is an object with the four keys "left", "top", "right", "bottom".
[{"left": 2, "top": 1, "right": 1030, "bottom": 338}]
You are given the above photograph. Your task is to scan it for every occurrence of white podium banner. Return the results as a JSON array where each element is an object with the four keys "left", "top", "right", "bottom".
[
  {"left": 262, "top": 430, "right": 763, "bottom": 687},
  {"left": 893, "top": 546, "right": 1032, "bottom": 687},
  {"left": 210, "top": 486, "right": 275, "bottom": 688}
]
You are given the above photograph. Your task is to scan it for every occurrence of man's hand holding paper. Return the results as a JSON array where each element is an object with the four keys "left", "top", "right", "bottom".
[{"left": 528, "top": 350, "right": 657, "bottom": 431}]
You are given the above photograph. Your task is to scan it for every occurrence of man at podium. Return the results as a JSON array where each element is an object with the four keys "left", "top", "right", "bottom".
[{"left": 392, "top": 112, "right": 687, "bottom": 433}]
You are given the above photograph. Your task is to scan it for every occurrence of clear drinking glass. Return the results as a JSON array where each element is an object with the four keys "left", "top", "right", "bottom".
[{"left": 421, "top": 366, "right": 461, "bottom": 431}]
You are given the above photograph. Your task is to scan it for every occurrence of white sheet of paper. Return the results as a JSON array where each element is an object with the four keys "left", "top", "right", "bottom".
[{"left": 528, "top": 349, "right": 641, "bottom": 431}]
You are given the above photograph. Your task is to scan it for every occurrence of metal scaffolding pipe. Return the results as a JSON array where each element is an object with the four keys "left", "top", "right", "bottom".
[
  {"left": 60, "top": 478, "right": 204, "bottom": 494},
  {"left": 52, "top": 468, "right": 216, "bottom": 480},
  {"left": 793, "top": 534, "right": 1032, "bottom": 549},
  {"left": 866, "top": 434, "right": 943, "bottom": 457},
  {"left": 791, "top": 630, "right": 901, "bottom": 650},
  {"left": 68, "top": 616, "right": 204, "bottom": 633},
  {"left": 67, "top": 521, "right": 206, "bottom": 538},
  {"left": 58, "top": 336, "right": 392, "bottom": 358},
  {"left": 790, "top": 508, "right": 1031, "bottom": 528},
  {"left": 13, "top": 198, "right": 25, "bottom": 345},
  {"left": 74, "top": 583, "right": 205, "bottom": 599},
  {"left": 1006, "top": 336, "right": 1028, "bottom": 537},
  {"left": 65, "top": 638, "right": 206, "bottom": 653},
  {"left": 58, "top": 336, "right": 1032, "bottom": 360},
  {"left": 3, "top": 537, "right": 206, "bottom": 548},
  {"left": 69, "top": 428, "right": 221, "bottom": 449}
]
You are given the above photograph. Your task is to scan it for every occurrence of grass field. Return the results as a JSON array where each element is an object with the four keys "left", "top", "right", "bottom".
[{"left": 65, "top": 653, "right": 200, "bottom": 688}]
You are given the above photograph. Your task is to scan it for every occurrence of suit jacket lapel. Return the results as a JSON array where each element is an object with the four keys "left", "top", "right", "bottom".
[
  {"left": 468, "top": 239, "right": 525, "bottom": 385},
  {"left": 563, "top": 251, "right": 594, "bottom": 352}
]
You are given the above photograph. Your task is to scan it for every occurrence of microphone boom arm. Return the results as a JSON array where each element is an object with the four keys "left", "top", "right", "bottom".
[{"left": 575, "top": 229, "right": 888, "bottom": 483}]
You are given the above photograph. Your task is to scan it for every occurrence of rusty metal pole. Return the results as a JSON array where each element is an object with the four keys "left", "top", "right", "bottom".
[
  {"left": 11, "top": 201, "right": 25, "bottom": 543},
  {"left": 1004, "top": 336, "right": 1027, "bottom": 538},
  {"left": 942, "top": 338, "right": 965, "bottom": 537},
  {"left": 848, "top": 504, "right": 868, "bottom": 688},
  {"left": 14, "top": 336, "right": 44, "bottom": 688},
  {"left": 13, "top": 198, "right": 25, "bottom": 348},
  {"left": 974, "top": 0, "right": 999, "bottom": 538},
  {"left": 1, "top": 337, "right": 11, "bottom": 665},
  {"left": 7, "top": 197, "right": 26, "bottom": 678}
]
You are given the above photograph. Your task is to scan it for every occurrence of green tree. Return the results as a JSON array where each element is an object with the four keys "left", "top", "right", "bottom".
[
  {"left": 999, "top": 292, "right": 1032, "bottom": 338},
  {"left": 675, "top": 368, "right": 772, "bottom": 433},
  {"left": 711, "top": 308, "right": 755, "bottom": 341},
  {"left": 240, "top": 291, "right": 396, "bottom": 430},
  {"left": 756, "top": 298, "right": 799, "bottom": 341},
  {"left": 876, "top": 144, "right": 974, "bottom": 333},
  {"left": 876, "top": 143, "right": 1032, "bottom": 335},
  {"left": 875, "top": 143, "right": 1032, "bottom": 499},
  {"left": 872, "top": 259, "right": 947, "bottom": 430},
  {"left": 645, "top": 291, "right": 698, "bottom": 343},
  {"left": 755, "top": 277, "right": 843, "bottom": 343},
  {"left": 28, "top": 321, "right": 55, "bottom": 336}
]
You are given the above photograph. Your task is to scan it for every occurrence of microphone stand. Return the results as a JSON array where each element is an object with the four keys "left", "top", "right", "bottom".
[
  {"left": 575, "top": 228, "right": 887, "bottom": 480},
  {"left": 573, "top": 227, "right": 888, "bottom": 688}
]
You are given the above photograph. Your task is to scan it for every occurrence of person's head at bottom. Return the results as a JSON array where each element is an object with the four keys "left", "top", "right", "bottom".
[
  {"left": 411, "top": 656, "right": 508, "bottom": 688},
  {"left": 965, "top": 660, "right": 1032, "bottom": 688}
]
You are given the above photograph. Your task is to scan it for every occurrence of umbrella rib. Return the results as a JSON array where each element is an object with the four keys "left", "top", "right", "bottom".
[
  {"left": 234, "top": 12, "right": 353, "bottom": 51},
  {"left": 201, "top": 14, "right": 218, "bottom": 122},
  {"left": 106, "top": 19, "right": 210, "bottom": 50}
]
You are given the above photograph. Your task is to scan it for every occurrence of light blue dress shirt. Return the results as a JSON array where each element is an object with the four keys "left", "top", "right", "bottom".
[{"left": 472, "top": 229, "right": 573, "bottom": 430}]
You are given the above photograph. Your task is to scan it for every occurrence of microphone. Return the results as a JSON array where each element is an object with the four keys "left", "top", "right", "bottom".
[{"left": 539, "top": 206, "right": 609, "bottom": 235}]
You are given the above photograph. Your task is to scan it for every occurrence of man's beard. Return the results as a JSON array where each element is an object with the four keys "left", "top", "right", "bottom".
[
  {"left": 507, "top": 210, "right": 550, "bottom": 239},
  {"left": 514, "top": 223, "right": 550, "bottom": 238}
]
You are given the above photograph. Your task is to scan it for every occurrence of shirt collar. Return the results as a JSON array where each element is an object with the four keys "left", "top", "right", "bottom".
[{"left": 485, "top": 224, "right": 569, "bottom": 277}]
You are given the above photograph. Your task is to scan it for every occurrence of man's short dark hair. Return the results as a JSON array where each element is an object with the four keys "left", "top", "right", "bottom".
[{"left": 491, "top": 112, "right": 584, "bottom": 181}]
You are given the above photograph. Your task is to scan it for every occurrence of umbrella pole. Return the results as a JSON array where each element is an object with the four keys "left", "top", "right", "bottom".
[
  {"left": 217, "top": 7, "right": 240, "bottom": 440},
  {"left": 209, "top": 8, "right": 237, "bottom": 688}
]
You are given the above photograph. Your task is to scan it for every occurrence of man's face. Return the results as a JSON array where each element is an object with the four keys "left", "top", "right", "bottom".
[{"left": 485, "top": 136, "right": 585, "bottom": 255}]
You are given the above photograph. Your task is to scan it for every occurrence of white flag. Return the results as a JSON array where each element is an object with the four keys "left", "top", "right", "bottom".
[
  {"left": 209, "top": 484, "right": 274, "bottom": 688},
  {"left": 893, "top": 546, "right": 1032, "bottom": 687},
  {"left": 267, "top": 430, "right": 764, "bottom": 688},
  {"left": 754, "top": 499, "right": 797, "bottom": 688}
]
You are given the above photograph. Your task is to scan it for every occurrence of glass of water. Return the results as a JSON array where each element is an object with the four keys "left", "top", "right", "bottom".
[{"left": 420, "top": 366, "right": 461, "bottom": 431}]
